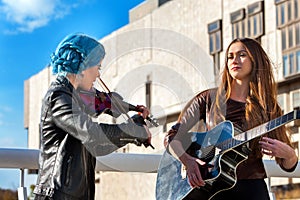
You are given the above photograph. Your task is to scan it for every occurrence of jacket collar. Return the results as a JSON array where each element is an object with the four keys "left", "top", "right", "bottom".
[{"left": 56, "top": 75, "right": 74, "bottom": 91}]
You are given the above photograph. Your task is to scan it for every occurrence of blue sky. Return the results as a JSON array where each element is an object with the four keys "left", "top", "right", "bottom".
[{"left": 0, "top": 0, "right": 144, "bottom": 190}]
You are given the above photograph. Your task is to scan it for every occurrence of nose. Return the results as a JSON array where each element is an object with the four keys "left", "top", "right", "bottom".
[{"left": 232, "top": 55, "right": 239, "bottom": 63}]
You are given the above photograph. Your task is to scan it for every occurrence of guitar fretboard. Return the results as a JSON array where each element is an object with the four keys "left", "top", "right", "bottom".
[{"left": 218, "top": 110, "right": 300, "bottom": 150}]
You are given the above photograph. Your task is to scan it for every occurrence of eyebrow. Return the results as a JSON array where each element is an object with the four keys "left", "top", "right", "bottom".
[{"left": 228, "top": 49, "right": 247, "bottom": 54}]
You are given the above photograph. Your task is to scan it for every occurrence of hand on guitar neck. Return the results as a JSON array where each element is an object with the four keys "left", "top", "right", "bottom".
[{"left": 259, "top": 136, "right": 298, "bottom": 170}]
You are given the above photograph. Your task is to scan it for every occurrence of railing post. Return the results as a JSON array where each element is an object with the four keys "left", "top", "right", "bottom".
[
  {"left": 268, "top": 177, "right": 276, "bottom": 200},
  {"left": 17, "top": 168, "right": 27, "bottom": 200}
]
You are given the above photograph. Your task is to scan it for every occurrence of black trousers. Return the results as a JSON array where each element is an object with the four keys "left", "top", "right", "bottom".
[
  {"left": 34, "top": 195, "right": 53, "bottom": 200},
  {"left": 183, "top": 179, "right": 271, "bottom": 200}
]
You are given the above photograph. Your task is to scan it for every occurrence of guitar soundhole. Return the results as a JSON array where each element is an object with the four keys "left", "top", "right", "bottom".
[
  {"left": 186, "top": 142, "right": 216, "bottom": 180},
  {"left": 187, "top": 142, "right": 215, "bottom": 162}
]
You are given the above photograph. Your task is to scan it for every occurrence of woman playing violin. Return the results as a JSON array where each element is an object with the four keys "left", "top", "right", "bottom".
[
  {"left": 33, "top": 33, "right": 152, "bottom": 200},
  {"left": 165, "top": 38, "right": 298, "bottom": 200}
]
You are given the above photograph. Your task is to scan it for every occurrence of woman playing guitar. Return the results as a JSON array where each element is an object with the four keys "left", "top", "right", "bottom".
[{"left": 164, "top": 38, "right": 298, "bottom": 200}]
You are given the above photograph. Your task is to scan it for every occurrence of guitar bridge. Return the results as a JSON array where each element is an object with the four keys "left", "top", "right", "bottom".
[{"left": 181, "top": 164, "right": 187, "bottom": 179}]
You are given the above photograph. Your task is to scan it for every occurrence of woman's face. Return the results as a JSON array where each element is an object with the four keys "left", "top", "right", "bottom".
[
  {"left": 227, "top": 42, "right": 253, "bottom": 83},
  {"left": 79, "top": 60, "right": 102, "bottom": 90}
]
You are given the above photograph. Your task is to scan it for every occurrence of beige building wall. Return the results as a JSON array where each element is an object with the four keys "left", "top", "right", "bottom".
[
  {"left": 25, "top": 0, "right": 300, "bottom": 199},
  {"left": 24, "top": 66, "right": 55, "bottom": 149}
]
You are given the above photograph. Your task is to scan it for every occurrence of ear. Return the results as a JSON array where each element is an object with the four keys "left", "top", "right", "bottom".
[{"left": 79, "top": 72, "right": 84, "bottom": 78}]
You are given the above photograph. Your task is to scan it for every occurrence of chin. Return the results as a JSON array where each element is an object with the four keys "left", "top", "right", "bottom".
[{"left": 81, "top": 85, "right": 92, "bottom": 91}]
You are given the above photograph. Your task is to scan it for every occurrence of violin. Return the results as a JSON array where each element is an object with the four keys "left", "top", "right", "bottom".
[{"left": 78, "top": 79, "right": 159, "bottom": 127}]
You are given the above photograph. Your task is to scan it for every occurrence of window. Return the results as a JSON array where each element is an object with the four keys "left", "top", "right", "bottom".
[
  {"left": 213, "top": 53, "right": 221, "bottom": 80},
  {"left": 208, "top": 20, "right": 223, "bottom": 76},
  {"left": 146, "top": 76, "right": 152, "bottom": 109},
  {"left": 295, "top": 0, "right": 300, "bottom": 19},
  {"left": 297, "top": 50, "right": 300, "bottom": 72},
  {"left": 282, "top": 28, "right": 287, "bottom": 50},
  {"left": 247, "top": 1, "right": 265, "bottom": 38},
  {"left": 276, "top": 0, "right": 300, "bottom": 77},
  {"left": 296, "top": 22, "right": 300, "bottom": 45},
  {"left": 230, "top": 1, "right": 264, "bottom": 40},
  {"left": 292, "top": 90, "right": 300, "bottom": 127},
  {"left": 290, "top": 53, "right": 295, "bottom": 74},
  {"left": 280, "top": 23, "right": 298, "bottom": 50},
  {"left": 282, "top": 51, "right": 300, "bottom": 76},
  {"left": 231, "top": 9, "right": 246, "bottom": 39},
  {"left": 276, "top": 0, "right": 300, "bottom": 27},
  {"left": 277, "top": 94, "right": 285, "bottom": 112},
  {"left": 292, "top": 90, "right": 300, "bottom": 109},
  {"left": 208, "top": 20, "right": 222, "bottom": 54}
]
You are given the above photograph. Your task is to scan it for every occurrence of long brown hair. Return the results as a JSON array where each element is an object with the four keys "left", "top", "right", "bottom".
[{"left": 214, "top": 38, "right": 292, "bottom": 161}]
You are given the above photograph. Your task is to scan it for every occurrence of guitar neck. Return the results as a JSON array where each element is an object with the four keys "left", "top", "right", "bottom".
[{"left": 222, "top": 110, "right": 300, "bottom": 149}]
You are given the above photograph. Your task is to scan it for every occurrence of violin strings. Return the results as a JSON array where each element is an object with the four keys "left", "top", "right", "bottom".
[{"left": 95, "top": 77, "right": 135, "bottom": 124}]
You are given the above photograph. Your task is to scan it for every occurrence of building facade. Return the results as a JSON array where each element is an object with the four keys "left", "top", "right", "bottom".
[{"left": 24, "top": 0, "right": 300, "bottom": 199}]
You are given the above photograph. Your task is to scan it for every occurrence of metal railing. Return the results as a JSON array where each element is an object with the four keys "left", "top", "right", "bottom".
[{"left": 0, "top": 148, "right": 299, "bottom": 199}]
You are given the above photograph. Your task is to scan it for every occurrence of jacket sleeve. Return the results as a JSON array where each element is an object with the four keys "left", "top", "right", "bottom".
[
  {"left": 48, "top": 89, "right": 148, "bottom": 157},
  {"left": 167, "top": 90, "right": 210, "bottom": 149}
]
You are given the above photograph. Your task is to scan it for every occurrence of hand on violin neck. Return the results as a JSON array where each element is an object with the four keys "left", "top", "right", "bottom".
[{"left": 135, "top": 105, "right": 150, "bottom": 119}]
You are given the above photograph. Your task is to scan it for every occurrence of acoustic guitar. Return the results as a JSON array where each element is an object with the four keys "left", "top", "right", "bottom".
[{"left": 155, "top": 109, "right": 300, "bottom": 200}]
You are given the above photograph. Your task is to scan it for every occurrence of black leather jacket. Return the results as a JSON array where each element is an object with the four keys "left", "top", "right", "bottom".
[{"left": 34, "top": 76, "right": 148, "bottom": 200}]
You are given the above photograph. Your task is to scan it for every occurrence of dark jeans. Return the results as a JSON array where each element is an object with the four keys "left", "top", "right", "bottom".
[{"left": 184, "top": 179, "right": 270, "bottom": 200}]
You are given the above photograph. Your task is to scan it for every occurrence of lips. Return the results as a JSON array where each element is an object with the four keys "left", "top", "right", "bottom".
[{"left": 231, "top": 66, "right": 241, "bottom": 70}]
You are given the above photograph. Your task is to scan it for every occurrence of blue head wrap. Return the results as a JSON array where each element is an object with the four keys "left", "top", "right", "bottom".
[{"left": 51, "top": 33, "right": 105, "bottom": 76}]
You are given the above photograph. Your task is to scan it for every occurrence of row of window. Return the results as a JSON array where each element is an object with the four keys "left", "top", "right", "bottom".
[
  {"left": 276, "top": 0, "right": 300, "bottom": 28},
  {"left": 278, "top": 90, "right": 300, "bottom": 111},
  {"left": 283, "top": 50, "right": 300, "bottom": 76},
  {"left": 281, "top": 22, "right": 300, "bottom": 50},
  {"left": 231, "top": 1, "right": 264, "bottom": 40},
  {"left": 208, "top": 0, "right": 300, "bottom": 78}
]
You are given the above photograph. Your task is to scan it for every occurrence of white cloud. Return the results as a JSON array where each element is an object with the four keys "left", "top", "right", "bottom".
[
  {"left": 0, "top": 105, "right": 13, "bottom": 113},
  {"left": 0, "top": 137, "right": 15, "bottom": 147},
  {"left": 0, "top": 0, "right": 79, "bottom": 33},
  {"left": 0, "top": 106, "right": 12, "bottom": 126}
]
